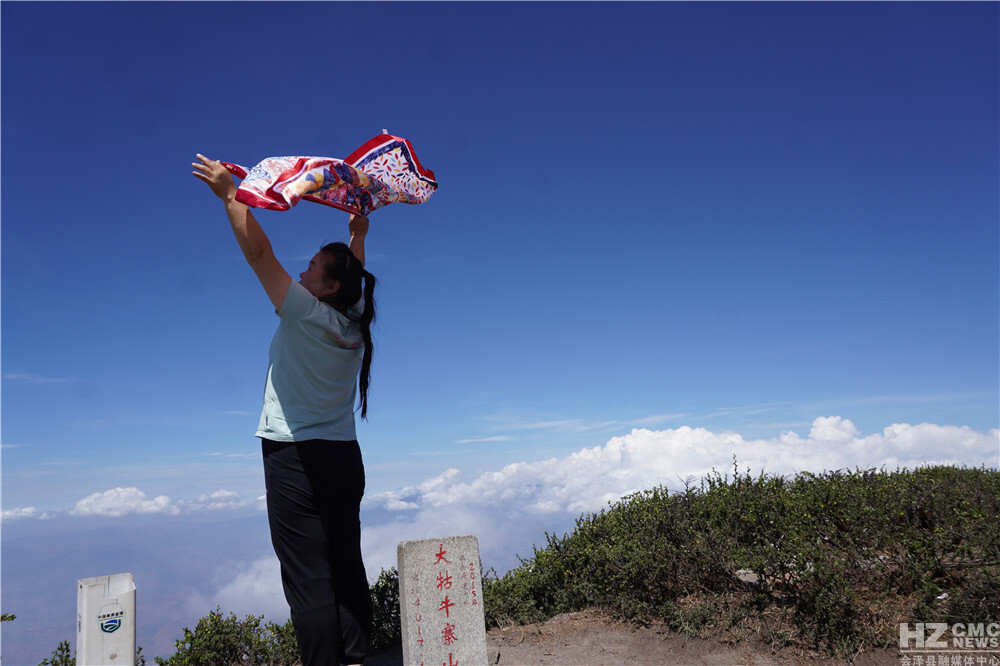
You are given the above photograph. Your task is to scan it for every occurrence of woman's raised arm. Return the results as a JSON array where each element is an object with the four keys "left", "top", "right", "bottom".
[{"left": 192, "top": 153, "right": 291, "bottom": 310}]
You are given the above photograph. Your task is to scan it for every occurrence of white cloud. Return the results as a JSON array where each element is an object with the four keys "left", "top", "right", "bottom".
[
  {"left": 360, "top": 417, "right": 999, "bottom": 575},
  {"left": 3, "top": 372, "right": 80, "bottom": 384},
  {"left": 57, "top": 489, "right": 252, "bottom": 519},
  {"left": 188, "top": 556, "right": 289, "bottom": 622},
  {"left": 183, "top": 490, "right": 247, "bottom": 511},
  {"left": 478, "top": 414, "right": 622, "bottom": 435},
  {"left": 71, "top": 487, "right": 180, "bottom": 517},
  {"left": 630, "top": 413, "right": 692, "bottom": 427},
  {"left": 517, "top": 419, "right": 621, "bottom": 433},
  {"left": 385, "top": 498, "right": 420, "bottom": 510},
  {"left": 808, "top": 415, "right": 860, "bottom": 441},
  {"left": 707, "top": 402, "right": 792, "bottom": 419},
  {"left": 1, "top": 506, "right": 49, "bottom": 521}
]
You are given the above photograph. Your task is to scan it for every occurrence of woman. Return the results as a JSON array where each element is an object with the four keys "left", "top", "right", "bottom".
[{"left": 193, "top": 154, "right": 375, "bottom": 666}]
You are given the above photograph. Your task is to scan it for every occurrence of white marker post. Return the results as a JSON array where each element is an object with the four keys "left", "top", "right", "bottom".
[{"left": 76, "top": 573, "right": 136, "bottom": 665}]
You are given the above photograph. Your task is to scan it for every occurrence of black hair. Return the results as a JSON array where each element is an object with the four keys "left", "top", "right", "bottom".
[{"left": 319, "top": 242, "right": 376, "bottom": 419}]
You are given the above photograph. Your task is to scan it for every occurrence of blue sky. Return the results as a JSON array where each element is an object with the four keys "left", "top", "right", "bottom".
[{"left": 2, "top": 1, "right": 998, "bottom": 661}]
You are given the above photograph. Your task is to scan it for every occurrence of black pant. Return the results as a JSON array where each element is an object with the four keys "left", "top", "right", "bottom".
[{"left": 262, "top": 439, "right": 373, "bottom": 665}]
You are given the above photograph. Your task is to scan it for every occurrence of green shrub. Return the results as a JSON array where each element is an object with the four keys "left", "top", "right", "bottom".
[
  {"left": 369, "top": 567, "right": 401, "bottom": 652},
  {"left": 38, "top": 641, "right": 75, "bottom": 666},
  {"left": 152, "top": 608, "right": 296, "bottom": 666},
  {"left": 482, "top": 464, "right": 1000, "bottom": 658}
]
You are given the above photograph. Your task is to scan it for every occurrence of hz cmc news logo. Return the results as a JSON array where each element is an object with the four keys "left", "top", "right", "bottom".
[{"left": 899, "top": 622, "right": 1000, "bottom": 666}]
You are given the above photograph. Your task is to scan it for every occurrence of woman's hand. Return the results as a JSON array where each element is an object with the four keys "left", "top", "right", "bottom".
[
  {"left": 349, "top": 213, "right": 369, "bottom": 267},
  {"left": 192, "top": 154, "right": 237, "bottom": 202},
  {"left": 349, "top": 213, "right": 369, "bottom": 239}
]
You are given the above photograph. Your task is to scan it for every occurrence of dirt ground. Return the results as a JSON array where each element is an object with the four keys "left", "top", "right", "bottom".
[{"left": 367, "top": 610, "right": 902, "bottom": 665}]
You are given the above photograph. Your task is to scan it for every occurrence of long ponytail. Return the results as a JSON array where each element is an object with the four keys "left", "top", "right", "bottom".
[
  {"left": 319, "top": 242, "right": 376, "bottom": 419},
  {"left": 356, "top": 268, "right": 375, "bottom": 419}
]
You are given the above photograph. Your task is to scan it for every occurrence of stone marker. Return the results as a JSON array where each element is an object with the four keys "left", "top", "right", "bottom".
[
  {"left": 398, "top": 535, "right": 488, "bottom": 666},
  {"left": 77, "top": 573, "right": 136, "bottom": 666}
]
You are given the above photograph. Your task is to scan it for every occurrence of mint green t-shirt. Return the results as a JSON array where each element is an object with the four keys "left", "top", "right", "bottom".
[{"left": 255, "top": 281, "right": 364, "bottom": 442}]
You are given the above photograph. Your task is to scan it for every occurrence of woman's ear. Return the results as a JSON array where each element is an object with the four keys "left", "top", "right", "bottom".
[{"left": 323, "top": 279, "right": 341, "bottom": 299}]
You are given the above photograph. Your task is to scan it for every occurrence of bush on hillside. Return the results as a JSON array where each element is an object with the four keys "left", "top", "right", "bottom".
[
  {"left": 152, "top": 608, "right": 297, "bottom": 666},
  {"left": 482, "top": 464, "right": 1000, "bottom": 658},
  {"left": 369, "top": 567, "right": 402, "bottom": 652}
]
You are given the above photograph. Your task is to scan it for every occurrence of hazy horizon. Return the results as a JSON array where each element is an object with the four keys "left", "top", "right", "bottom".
[{"left": 4, "top": 415, "right": 997, "bottom": 662}]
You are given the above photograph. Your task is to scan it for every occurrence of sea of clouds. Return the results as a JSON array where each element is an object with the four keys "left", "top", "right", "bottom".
[
  {"left": 3, "top": 416, "right": 997, "bottom": 661},
  {"left": 184, "top": 417, "right": 999, "bottom": 626},
  {"left": 359, "top": 416, "right": 999, "bottom": 570}
]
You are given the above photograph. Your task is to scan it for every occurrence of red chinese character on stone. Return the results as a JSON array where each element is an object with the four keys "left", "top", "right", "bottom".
[
  {"left": 438, "top": 595, "right": 455, "bottom": 618},
  {"left": 441, "top": 622, "right": 458, "bottom": 646},
  {"left": 434, "top": 544, "right": 452, "bottom": 565},
  {"left": 443, "top": 653, "right": 458, "bottom": 666},
  {"left": 436, "top": 570, "right": 453, "bottom": 590}
]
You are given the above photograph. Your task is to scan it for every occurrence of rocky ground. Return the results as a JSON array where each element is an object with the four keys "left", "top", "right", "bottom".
[{"left": 367, "top": 610, "right": 902, "bottom": 665}]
